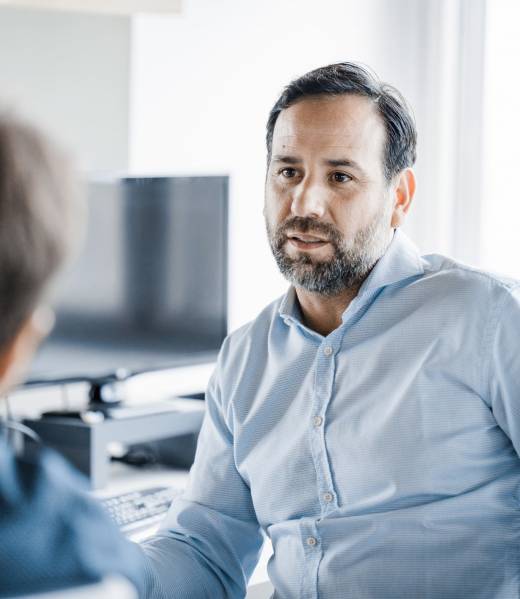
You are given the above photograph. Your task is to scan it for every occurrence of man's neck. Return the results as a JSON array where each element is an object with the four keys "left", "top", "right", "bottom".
[{"left": 295, "top": 285, "right": 361, "bottom": 337}]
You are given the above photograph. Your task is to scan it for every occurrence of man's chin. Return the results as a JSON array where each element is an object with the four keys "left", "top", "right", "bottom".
[
  {"left": 275, "top": 253, "right": 366, "bottom": 295},
  {"left": 278, "top": 260, "right": 336, "bottom": 289}
]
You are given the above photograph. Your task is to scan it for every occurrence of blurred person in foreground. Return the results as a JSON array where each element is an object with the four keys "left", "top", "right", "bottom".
[
  {"left": 140, "top": 62, "right": 520, "bottom": 599},
  {"left": 0, "top": 114, "right": 147, "bottom": 597}
]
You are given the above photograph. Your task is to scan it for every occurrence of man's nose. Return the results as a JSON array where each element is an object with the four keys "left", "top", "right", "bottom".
[{"left": 290, "top": 177, "right": 327, "bottom": 219}]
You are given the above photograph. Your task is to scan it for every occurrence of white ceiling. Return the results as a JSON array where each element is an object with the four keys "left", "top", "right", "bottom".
[{"left": 0, "top": 0, "right": 181, "bottom": 15}]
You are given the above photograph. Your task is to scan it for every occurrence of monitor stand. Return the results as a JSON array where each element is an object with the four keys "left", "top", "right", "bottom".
[{"left": 24, "top": 395, "right": 205, "bottom": 489}]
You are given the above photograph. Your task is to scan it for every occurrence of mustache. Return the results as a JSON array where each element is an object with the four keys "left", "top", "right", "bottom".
[{"left": 274, "top": 216, "right": 343, "bottom": 246}]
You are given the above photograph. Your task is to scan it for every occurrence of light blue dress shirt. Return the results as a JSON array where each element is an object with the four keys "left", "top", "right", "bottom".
[{"left": 141, "top": 230, "right": 520, "bottom": 599}]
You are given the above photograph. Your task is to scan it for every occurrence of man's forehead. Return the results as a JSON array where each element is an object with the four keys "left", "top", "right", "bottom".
[
  {"left": 273, "top": 137, "right": 361, "bottom": 153},
  {"left": 272, "top": 95, "right": 385, "bottom": 150}
]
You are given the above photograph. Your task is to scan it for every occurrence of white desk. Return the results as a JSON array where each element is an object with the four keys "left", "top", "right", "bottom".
[{"left": 95, "top": 461, "right": 273, "bottom": 588}]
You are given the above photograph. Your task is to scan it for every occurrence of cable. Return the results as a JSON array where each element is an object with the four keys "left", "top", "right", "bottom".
[
  {"left": 3, "top": 419, "right": 41, "bottom": 444},
  {"left": 1, "top": 394, "right": 41, "bottom": 445},
  {"left": 3, "top": 394, "right": 12, "bottom": 421}
]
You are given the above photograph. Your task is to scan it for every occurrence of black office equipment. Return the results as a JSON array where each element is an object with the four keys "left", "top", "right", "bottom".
[
  {"left": 28, "top": 175, "right": 228, "bottom": 384},
  {"left": 22, "top": 176, "right": 227, "bottom": 486},
  {"left": 24, "top": 395, "right": 206, "bottom": 488}
]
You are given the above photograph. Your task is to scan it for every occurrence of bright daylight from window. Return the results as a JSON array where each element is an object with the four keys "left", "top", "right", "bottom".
[{"left": 481, "top": 0, "right": 520, "bottom": 278}]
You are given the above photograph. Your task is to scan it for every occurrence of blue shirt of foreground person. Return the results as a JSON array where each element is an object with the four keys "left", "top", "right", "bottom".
[
  {"left": 0, "top": 115, "right": 147, "bottom": 597},
  {"left": 140, "top": 62, "right": 520, "bottom": 599}
]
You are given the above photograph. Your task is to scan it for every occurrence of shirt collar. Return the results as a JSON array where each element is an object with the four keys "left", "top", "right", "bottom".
[
  {"left": 357, "top": 228, "right": 424, "bottom": 297},
  {"left": 279, "top": 286, "right": 301, "bottom": 323},
  {"left": 278, "top": 229, "right": 424, "bottom": 323}
]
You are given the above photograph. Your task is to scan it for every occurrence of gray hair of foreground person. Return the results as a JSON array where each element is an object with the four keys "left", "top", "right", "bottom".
[
  {"left": 266, "top": 61, "right": 417, "bottom": 182},
  {"left": 0, "top": 113, "right": 82, "bottom": 353}
]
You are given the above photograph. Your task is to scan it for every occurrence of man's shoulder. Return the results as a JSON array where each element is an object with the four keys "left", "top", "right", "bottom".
[{"left": 421, "top": 252, "right": 520, "bottom": 299}]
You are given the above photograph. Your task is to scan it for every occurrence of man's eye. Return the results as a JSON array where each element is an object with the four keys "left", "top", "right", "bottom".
[
  {"left": 331, "top": 172, "right": 352, "bottom": 183},
  {"left": 279, "top": 168, "right": 297, "bottom": 178}
]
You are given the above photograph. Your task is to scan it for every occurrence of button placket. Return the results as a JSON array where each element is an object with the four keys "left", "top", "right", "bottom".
[
  {"left": 300, "top": 519, "right": 322, "bottom": 599},
  {"left": 313, "top": 338, "right": 341, "bottom": 515}
]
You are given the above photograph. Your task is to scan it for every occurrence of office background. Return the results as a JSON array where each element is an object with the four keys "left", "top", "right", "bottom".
[
  {"left": 0, "top": 0, "right": 517, "bottom": 404},
  {"left": 0, "top": 3, "right": 518, "bottom": 590}
]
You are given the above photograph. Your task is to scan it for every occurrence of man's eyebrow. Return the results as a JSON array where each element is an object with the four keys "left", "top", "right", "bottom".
[
  {"left": 271, "top": 155, "right": 302, "bottom": 164},
  {"left": 325, "top": 158, "right": 362, "bottom": 170},
  {"left": 271, "top": 155, "right": 363, "bottom": 171}
]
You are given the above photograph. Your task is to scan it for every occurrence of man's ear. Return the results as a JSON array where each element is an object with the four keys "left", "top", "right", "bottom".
[
  {"left": 391, "top": 168, "right": 416, "bottom": 228},
  {"left": 0, "top": 308, "right": 54, "bottom": 393}
]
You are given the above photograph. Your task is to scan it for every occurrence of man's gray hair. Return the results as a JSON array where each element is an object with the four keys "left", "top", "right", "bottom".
[{"left": 0, "top": 113, "right": 82, "bottom": 351}]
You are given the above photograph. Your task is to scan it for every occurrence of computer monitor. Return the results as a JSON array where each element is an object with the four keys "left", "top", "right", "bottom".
[{"left": 28, "top": 175, "right": 228, "bottom": 384}]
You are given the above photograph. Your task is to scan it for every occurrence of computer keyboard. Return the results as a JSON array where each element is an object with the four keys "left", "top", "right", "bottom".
[{"left": 101, "top": 486, "right": 182, "bottom": 534}]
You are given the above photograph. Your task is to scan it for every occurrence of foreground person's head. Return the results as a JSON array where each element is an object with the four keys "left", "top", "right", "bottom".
[{"left": 0, "top": 114, "right": 81, "bottom": 393}]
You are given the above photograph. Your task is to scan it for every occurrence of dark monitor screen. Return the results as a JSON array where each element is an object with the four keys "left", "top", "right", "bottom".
[{"left": 28, "top": 176, "right": 228, "bottom": 384}]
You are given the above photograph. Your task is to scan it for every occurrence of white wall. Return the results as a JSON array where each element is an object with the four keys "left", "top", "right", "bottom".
[
  {"left": 129, "top": 0, "right": 428, "bottom": 331},
  {"left": 0, "top": 6, "right": 131, "bottom": 171}
]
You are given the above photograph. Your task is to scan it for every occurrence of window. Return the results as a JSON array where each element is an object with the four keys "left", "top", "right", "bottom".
[{"left": 480, "top": 0, "right": 520, "bottom": 278}]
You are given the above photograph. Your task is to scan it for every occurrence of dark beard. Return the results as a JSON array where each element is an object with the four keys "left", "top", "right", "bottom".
[{"left": 267, "top": 214, "right": 389, "bottom": 296}]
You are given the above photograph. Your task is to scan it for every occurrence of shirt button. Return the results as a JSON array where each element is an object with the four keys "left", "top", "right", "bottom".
[
  {"left": 323, "top": 492, "right": 333, "bottom": 503},
  {"left": 306, "top": 536, "right": 317, "bottom": 547},
  {"left": 323, "top": 345, "right": 333, "bottom": 356},
  {"left": 313, "top": 415, "right": 323, "bottom": 427}
]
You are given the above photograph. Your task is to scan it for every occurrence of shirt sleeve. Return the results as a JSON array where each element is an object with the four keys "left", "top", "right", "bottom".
[
  {"left": 486, "top": 283, "right": 520, "bottom": 456},
  {"left": 139, "top": 354, "right": 264, "bottom": 599}
]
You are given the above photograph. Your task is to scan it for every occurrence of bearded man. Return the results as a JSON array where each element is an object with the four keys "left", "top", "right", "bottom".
[{"left": 141, "top": 62, "right": 520, "bottom": 599}]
